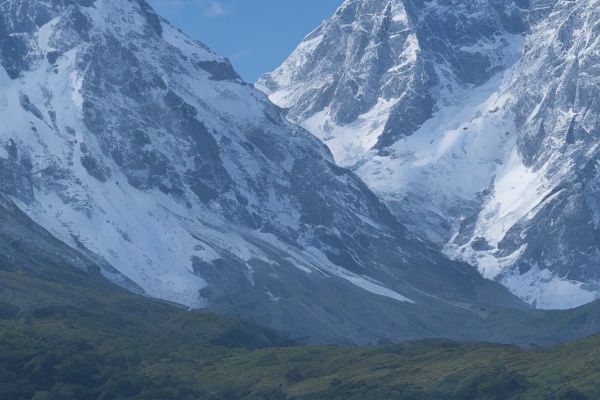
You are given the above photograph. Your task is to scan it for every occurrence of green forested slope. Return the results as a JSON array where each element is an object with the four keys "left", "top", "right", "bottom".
[{"left": 1, "top": 264, "right": 599, "bottom": 400}]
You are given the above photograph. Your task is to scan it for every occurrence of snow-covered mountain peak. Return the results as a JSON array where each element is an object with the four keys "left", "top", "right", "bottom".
[
  {"left": 259, "top": 0, "right": 600, "bottom": 310},
  {"left": 258, "top": 0, "right": 528, "bottom": 167}
]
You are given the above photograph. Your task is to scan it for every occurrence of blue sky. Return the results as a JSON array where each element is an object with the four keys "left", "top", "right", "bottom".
[{"left": 147, "top": 0, "right": 341, "bottom": 82}]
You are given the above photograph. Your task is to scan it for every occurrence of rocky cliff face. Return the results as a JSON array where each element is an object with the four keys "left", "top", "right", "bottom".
[
  {"left": 259, "top": 0, "right": 600, "bottom": 309},
  {"left": 451, "top": 0, "right": 600, "bottom": 308},
  {"left": 0, "top": 0, "right": 546, "bottom": 344}
]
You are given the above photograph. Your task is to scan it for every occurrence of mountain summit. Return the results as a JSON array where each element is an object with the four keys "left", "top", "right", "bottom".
[{"left": 258, "top": 0, "right": 600, "bottom": 310}]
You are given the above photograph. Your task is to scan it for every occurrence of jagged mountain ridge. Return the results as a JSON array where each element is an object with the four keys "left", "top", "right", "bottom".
[
  {"left": 258, "top": 0, "right": 600, "bottom": 309},
  {"left": 0, "top": 0, "right": 556, "bottom": 344},
  {"left": 258, "top": 0, "right": 528, "bottom": 164}
]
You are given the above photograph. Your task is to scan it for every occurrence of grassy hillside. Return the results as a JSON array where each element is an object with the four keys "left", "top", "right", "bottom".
[{"left": 1, "top": 264, "right": 600, "bottom": 400}]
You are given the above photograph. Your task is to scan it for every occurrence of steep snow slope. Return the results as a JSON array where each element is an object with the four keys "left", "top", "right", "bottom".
[
  {"left": 259, "top": 0, "right": 600, "bottom": 309},
  {"left": 0, "top": 0, "right": 412, "bottom": 306},
  {"left": 0, "top": 0, "right": 543, "bottom": 344}
]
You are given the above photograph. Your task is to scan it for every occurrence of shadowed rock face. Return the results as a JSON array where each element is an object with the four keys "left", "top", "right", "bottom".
[{"left": 260, "top": 0, "right": 600, "bottom": 310}]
